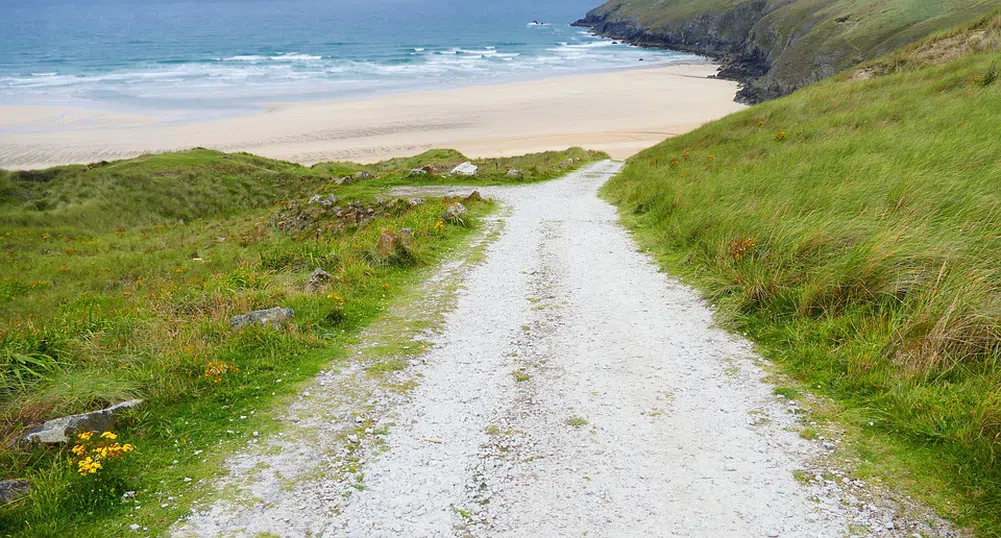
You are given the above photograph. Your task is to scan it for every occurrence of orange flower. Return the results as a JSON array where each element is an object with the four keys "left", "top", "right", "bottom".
[{"left": 730, "top": 237, "right": 757, "bottom": 260}]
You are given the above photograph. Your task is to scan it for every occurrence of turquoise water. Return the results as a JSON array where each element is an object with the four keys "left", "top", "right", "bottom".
[{"left": 0, "top": 0, "right": 695, "bottom": 113}]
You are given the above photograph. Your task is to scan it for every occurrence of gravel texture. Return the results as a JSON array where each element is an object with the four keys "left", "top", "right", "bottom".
[{"left": 174, "top": 161, "right": 964, "bottom": 538}]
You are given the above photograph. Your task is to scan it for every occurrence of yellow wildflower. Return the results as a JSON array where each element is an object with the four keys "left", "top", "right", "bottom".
[{"left": 100, "top": 431, "right": 118, "bottom": 440}]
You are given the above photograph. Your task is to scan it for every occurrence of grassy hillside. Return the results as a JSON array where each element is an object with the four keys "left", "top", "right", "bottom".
[
  {"left": 576, "top": 0, "right": 1000, "bottom": 102},
  {"left": 0, "top": 147, "right": 605, "bottom": 535},
  {"left": 602, "top": 13, "right": 1001, "bottom": 533}
]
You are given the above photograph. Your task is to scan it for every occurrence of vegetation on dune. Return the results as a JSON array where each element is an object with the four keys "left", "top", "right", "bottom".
[
  {"left": 603, "top": 14, "right": 1001, "bottom": 534},
  {"left": 0, "top": 147, "right": 604, "bottom": 535},
  {"left": 577, "top": 0, "right": 1001, "bottom": 102}
]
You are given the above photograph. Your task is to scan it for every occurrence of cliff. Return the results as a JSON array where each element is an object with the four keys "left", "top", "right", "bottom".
[{"left": 574, "top": 0, "right": 998, "bottom": 103}]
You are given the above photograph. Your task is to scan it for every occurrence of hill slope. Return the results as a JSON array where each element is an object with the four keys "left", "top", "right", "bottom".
[
  {"left": 601, "top": 14, "right": 1001, "bottom": 532},
  {"left": 575, "top": 0, "right": 1000, "bottom": 103}
]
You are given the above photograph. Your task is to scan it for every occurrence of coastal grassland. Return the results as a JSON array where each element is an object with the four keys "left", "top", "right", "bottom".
[
  {"left": 601, "top": 15, "right": 1001, "bottom": 534},
  {"left": 0, "top": 147, "right": 601, "bottom": 535},
  {"left": 581, "top": 0, "right": 1000, "bottom": 101},
  {"left": 314, "top": 147, "right": 608, "bottom": 197}
]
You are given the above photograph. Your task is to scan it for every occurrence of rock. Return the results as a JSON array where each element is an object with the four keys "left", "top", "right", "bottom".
[
  {"left": 409, "top": 168, "right": 428, "bottom": 176},
  {"left": 376, "top": 230, "right": 397, "bottom": 256},
  {"left": 353, "top": 171, "right": 373, "bottom": 181},
  {"left": 0, "top": 479, "right": 30, "bottom": 505},
  {"left": 408, "top": 197, "right": 426, "bottom": 207},
  {"left": 18, "top": 400, "right": 144, "bottom": 445},
  {"left": 442, "top": 203, "right": 468, "bottom": 223},
  {"left": 308, "top": 194, "right": 338, "bottom": 208},
  {"left": 398, "top": 228, "right": 416, "bottom": 248},
  {"left": 449, "top": 161, "right": 478, "bottom": 176},
  {"left": 506, "top": 169, "right": 520, "bottom": 176},
  {"left": 231, "top": 307, "right": 294, "bottom": 330},
  {"left": 465, "top": 191, "right": 482, "bottom": 201},
  {"left": 306, "top": 268, "right": 333, "bottom": 292},
  {"left": 129, "top": 523, "right": 141, "bottom": 531}
]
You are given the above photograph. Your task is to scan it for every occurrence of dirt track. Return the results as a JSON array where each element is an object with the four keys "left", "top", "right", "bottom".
[{"left": 174, "top": 161, "right": 962, "bottom": 538}]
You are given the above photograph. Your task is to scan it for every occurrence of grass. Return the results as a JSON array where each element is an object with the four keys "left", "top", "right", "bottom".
[
  {"left": 566, "top": 415, "right": 589, "bottom": 428},
  {"left": 584, "top": 0, "right": 1001, "bottom": 100},
  {"left": 601, "top": 13, "right": 1001, "bottom": 535},
  {"left": 0, "top": 146, "right": 604, "bottom": 536},
  {"left": 313, "top": 147, "right": 607, "bottom": 199}
]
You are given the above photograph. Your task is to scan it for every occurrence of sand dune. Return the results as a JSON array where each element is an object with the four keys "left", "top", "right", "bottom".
[{"left": 0, "top": 64, "right": 745, "bottom": 169}]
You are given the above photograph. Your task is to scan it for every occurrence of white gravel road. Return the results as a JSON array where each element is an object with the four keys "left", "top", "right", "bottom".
[{"left": 174, "top": 161, "right": 963, "bottom": 538}]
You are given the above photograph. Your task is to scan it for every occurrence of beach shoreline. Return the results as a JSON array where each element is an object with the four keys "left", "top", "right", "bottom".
[{"left": 0, "top": 63, "right": 745, "bottom": 170}]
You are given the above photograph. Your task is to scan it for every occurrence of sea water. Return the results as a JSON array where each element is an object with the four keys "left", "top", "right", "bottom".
[{"left": 0, "top": 0, "right": 697, "bottom": 114}]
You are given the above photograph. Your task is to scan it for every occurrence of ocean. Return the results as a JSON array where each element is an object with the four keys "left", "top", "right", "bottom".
[{"left": 0, "top": 0, "right": 696, "bottom": 114}]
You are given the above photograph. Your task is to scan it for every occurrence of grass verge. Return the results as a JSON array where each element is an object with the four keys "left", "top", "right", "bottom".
[
  {"left": 0, "top": 146, "right": 600, "bottom": 535},
  {"left": 601, "top": 14, "right": 1001, "bottom": 535}
]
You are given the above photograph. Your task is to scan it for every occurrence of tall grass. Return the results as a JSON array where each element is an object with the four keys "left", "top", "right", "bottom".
[{"left": 602, "top": 18, "right": 1001, "bottom": 534}]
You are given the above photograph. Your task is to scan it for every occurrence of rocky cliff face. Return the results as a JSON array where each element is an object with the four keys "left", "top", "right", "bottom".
[
  {"left": 574, "top": 0, "right": 997, "bottom": 104},
  {"left": 574, "top": 1, "right": 782, "bottom": 103}
]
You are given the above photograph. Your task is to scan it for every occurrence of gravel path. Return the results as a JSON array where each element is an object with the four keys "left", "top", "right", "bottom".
[{"left": 175, "top": 161, "right": 963, "bottom": 538}]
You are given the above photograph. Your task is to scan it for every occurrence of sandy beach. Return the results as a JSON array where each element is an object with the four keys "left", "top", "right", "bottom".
[{"left": 0, "top": 64, "right": 744, "bottom": 169}]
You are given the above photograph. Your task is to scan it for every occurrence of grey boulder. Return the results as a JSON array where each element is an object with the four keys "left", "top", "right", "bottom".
[
  {"left": 231, "top": 307, "right": 295, "bottom": 330},
  {"left": 442, "top": 203, "right": 468, "bottom": 222},
  {"left": 308, "top": 194, "right": 338, "bottom": 208},
  {"left": 0, "top": 480, "right": 30, "bottom": 505},
  {"left": 307, "top": 268, "right": 333, "bottom": 291},
  {"left": 449, "top": 162, "right": 478, "bottom": 176},
  {"left": 19, "top": 399, "right": 144, "bottom": 445}
]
